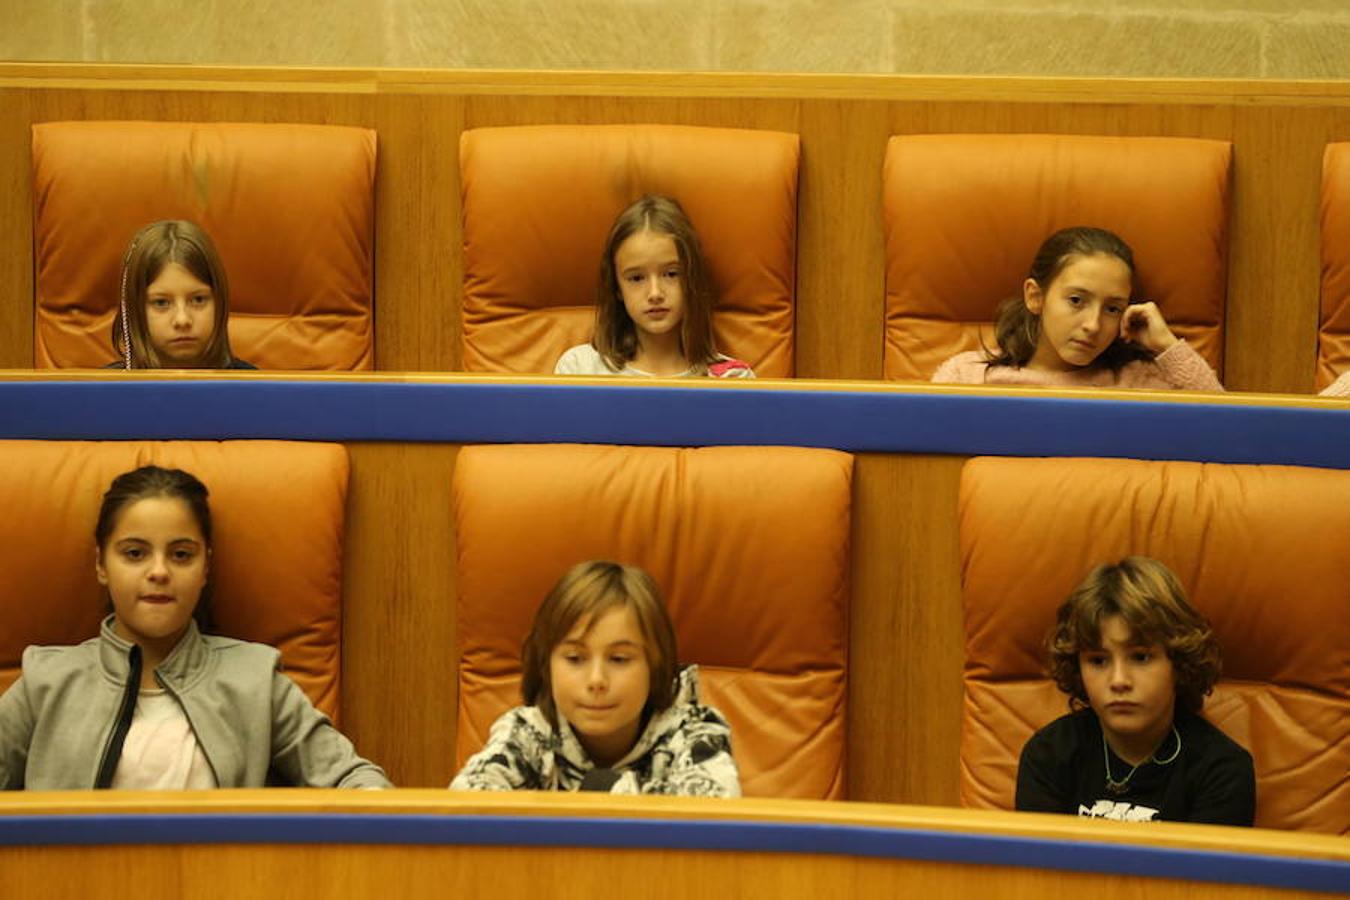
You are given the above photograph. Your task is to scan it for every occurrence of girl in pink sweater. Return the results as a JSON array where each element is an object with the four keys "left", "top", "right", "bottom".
[{"left": 932, "top": 227, "right": 1222, "bottom": 391}]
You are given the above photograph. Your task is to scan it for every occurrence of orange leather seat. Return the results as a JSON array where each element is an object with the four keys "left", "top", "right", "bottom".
[
  {"left": 1319, "top": 143, "right": 1350, "bottom": 390},
  {"left": 452, "top": 444, "right": 851, "bottom": 798},
  {"left": 0, "top": 440, "right": 350, "bottom": 722},
  {"left": 883, "top": 134, "right": 1232, "bottom": 381},
  {"left": 957, "top": 456, "right": 1349, "bottom": 833},
  {"left": 32, "top": 121, "right": 377, "bottom": 370},
  {"left": 459, "top": 125, "right": 799, "bottom": 376}
]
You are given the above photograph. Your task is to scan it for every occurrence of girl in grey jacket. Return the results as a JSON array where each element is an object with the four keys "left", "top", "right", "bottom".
[{"left": 0, "top": 465, "right": 389, "bottom": 790}]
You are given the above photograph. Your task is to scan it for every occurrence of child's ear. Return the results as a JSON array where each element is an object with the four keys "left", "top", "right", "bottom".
[
  {"left": 94, "top": 547, "right": 108, "bottom": 586},
  {"left": 1023, "top": 278, "right": 1044, "bottom": 315}
]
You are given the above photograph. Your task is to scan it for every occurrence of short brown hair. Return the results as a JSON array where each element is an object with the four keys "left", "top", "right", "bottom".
[
  {"left": 592, "top": 194, "right": 720, "bottom": 374},
  {"left": 1047, "top": 556, "right": 1221, "bottom": 715},
  {"left": 521, "top": 560, "right": 678, "bottom": 728},
  {"left": 113, "top": 219, "right": 238, "bottom": 369}
]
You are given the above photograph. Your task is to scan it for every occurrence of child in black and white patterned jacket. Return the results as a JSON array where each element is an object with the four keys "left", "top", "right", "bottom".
[{"left": 450, "top": 560, "right": 740, "bottom": 796}]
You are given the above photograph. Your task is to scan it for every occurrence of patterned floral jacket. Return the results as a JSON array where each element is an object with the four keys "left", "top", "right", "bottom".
[{"left": 449, "top": 665, "right": 740, "bottom": 797}]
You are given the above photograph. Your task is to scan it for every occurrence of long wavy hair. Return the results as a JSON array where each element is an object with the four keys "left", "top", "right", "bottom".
[
  {"left": 592, "top": 195, "right": 720, "bottom": 374},
  {"left": 984, "top": 226, "right": 1152, "bottom": 371}
]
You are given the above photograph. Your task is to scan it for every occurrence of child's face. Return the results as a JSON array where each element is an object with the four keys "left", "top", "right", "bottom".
[
  {"left": 615, "top": 230, "right": 686, "bottom": 342},
  {"left": 1024, "top": 253, "right": 1132, "bottom": 371},
  {"left": 1079, "top": 614, "right": 1176, "bottom": 750},
  {"left": 96, "top": 495, "right": 207, "bottom": 653},
  {"left": 145, "top": 262, "right": 217, "bottom": 366},
  {"left": 550, "top": 604, "right": 652, "bottom": 766}
]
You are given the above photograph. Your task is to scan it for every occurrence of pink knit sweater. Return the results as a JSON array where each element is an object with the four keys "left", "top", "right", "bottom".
[
  {"left": 931, "top": 341, "right": 1223, "bottom": 391},
  {"left": 1321, "top": 372, "right": 1350, "bottom": 398}
]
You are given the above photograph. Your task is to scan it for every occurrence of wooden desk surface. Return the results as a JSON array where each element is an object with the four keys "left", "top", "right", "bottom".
[{"left": 0, "top": 792, "right": 1345, "bottom": 898}]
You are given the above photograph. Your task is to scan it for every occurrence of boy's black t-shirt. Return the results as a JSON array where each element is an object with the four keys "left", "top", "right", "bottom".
[{"left": 1015, "top": 708, "right": 1256, "bottom": 826}]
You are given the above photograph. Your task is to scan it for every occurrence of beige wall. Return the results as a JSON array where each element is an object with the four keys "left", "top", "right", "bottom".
[{"left": 3, "top": 0, "right": 1350, "bottom": 78}]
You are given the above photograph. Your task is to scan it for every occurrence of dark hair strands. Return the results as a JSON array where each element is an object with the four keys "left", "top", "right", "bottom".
[
  {"left": 983, "top": 226, "right": 1154, "bottom": 372},
  {"left": 1045, "top": 556, "right": 1222, "bottom": 716},
  {"left": 96, "top": 465, "right": 215, "bottom": 631}
]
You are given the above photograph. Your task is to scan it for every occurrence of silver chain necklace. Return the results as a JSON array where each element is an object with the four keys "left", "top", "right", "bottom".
[{"left": 1103, "top": 724, "right": 1182, "bottom": 795}]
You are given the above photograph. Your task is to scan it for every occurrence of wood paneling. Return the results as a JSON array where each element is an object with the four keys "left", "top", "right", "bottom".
[
  {"left": 5, "top": 844, "right": 1338, "bottom": 900},
  {"left": 1, "top": 794, "right": 1343, "bottom": 899},
  {"left": 797, "top": 99, "right": 890, "bottom": 379},
  {"left": 373, "top": 95, "right": 464, "bottom": 371},
  {"left": 342, "top": 443, "right": 460, "bottom": 786},
  {"left": 848, "top": 454, "right": 967, "bottom": 804},
  {"left": 0, "top": 89, "right": 32, "bottom": 369},
  {"left": 3, "top": 67, "right": 1350, "bottom": 389}
]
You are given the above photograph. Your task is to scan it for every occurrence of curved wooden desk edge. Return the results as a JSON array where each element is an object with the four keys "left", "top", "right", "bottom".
[{"left": 0, "top": 792, "right": 1344, "bottom": 894}]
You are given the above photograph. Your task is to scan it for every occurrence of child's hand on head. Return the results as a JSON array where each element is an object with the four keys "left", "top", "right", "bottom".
[{"left": 1119, "top": 302, "right": 1178, "bottom": 355}]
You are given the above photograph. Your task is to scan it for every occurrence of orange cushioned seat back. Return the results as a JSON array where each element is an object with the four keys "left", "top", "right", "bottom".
[
  {"left": 1319, "top": 143, "right": 1350, "bottom": 390},
  {"left": 0, "top": 440, "right": 350, "bottom": 722},
  {"left": 453, "top": 444, "right": 851, "bottom": 798},
  {"left": 957, "top": 457, "right": 1350, "bottom": 833},
  {"left": 32, "top": 121, "right": 376, "bottom": 370},
  {"left": 460, "top": 125, "right": 799, "bottom": 376},
  {"left": 884, "top": 134, "right": 1231, "bottom": 381}
]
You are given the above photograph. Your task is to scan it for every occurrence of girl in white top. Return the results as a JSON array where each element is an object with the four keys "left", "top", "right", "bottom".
[
  {"left": 555, "top": 195, "right": 754, "bottom": 379},
  {"left": 932, "top": 226, "right": 1222, "bottom": 391}
]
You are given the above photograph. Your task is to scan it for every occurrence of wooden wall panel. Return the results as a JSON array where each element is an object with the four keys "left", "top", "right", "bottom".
[
  {"left": 797, "top": 100, "right": 890, "bottom": 380},
  {"left": 848, "top": 454, "right": 967, "bottom": 805},
  {"left": 343, "top": 442, "right": 460, "bottom": 787},
  {"left": 1226, "top": 106, "right": 1332, "bottom": 393},
  {"left": 3, "top": 68, "right": 1350, "bottom": 390},
  {"left": 373, "top": 94, "right": 465, "bottom": 371},
  {"left": 0, "top": 89, "right": 32, "bottom": 369}
]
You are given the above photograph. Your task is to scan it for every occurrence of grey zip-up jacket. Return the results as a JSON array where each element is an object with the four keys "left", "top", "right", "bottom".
[{"left": 0, "top": 617, "right": 390, "bottom": 790}]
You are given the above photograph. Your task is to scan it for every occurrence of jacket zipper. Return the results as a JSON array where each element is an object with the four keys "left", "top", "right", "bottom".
[{"left": 93, "top": 644, "right": 142, "bottom": 788}]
